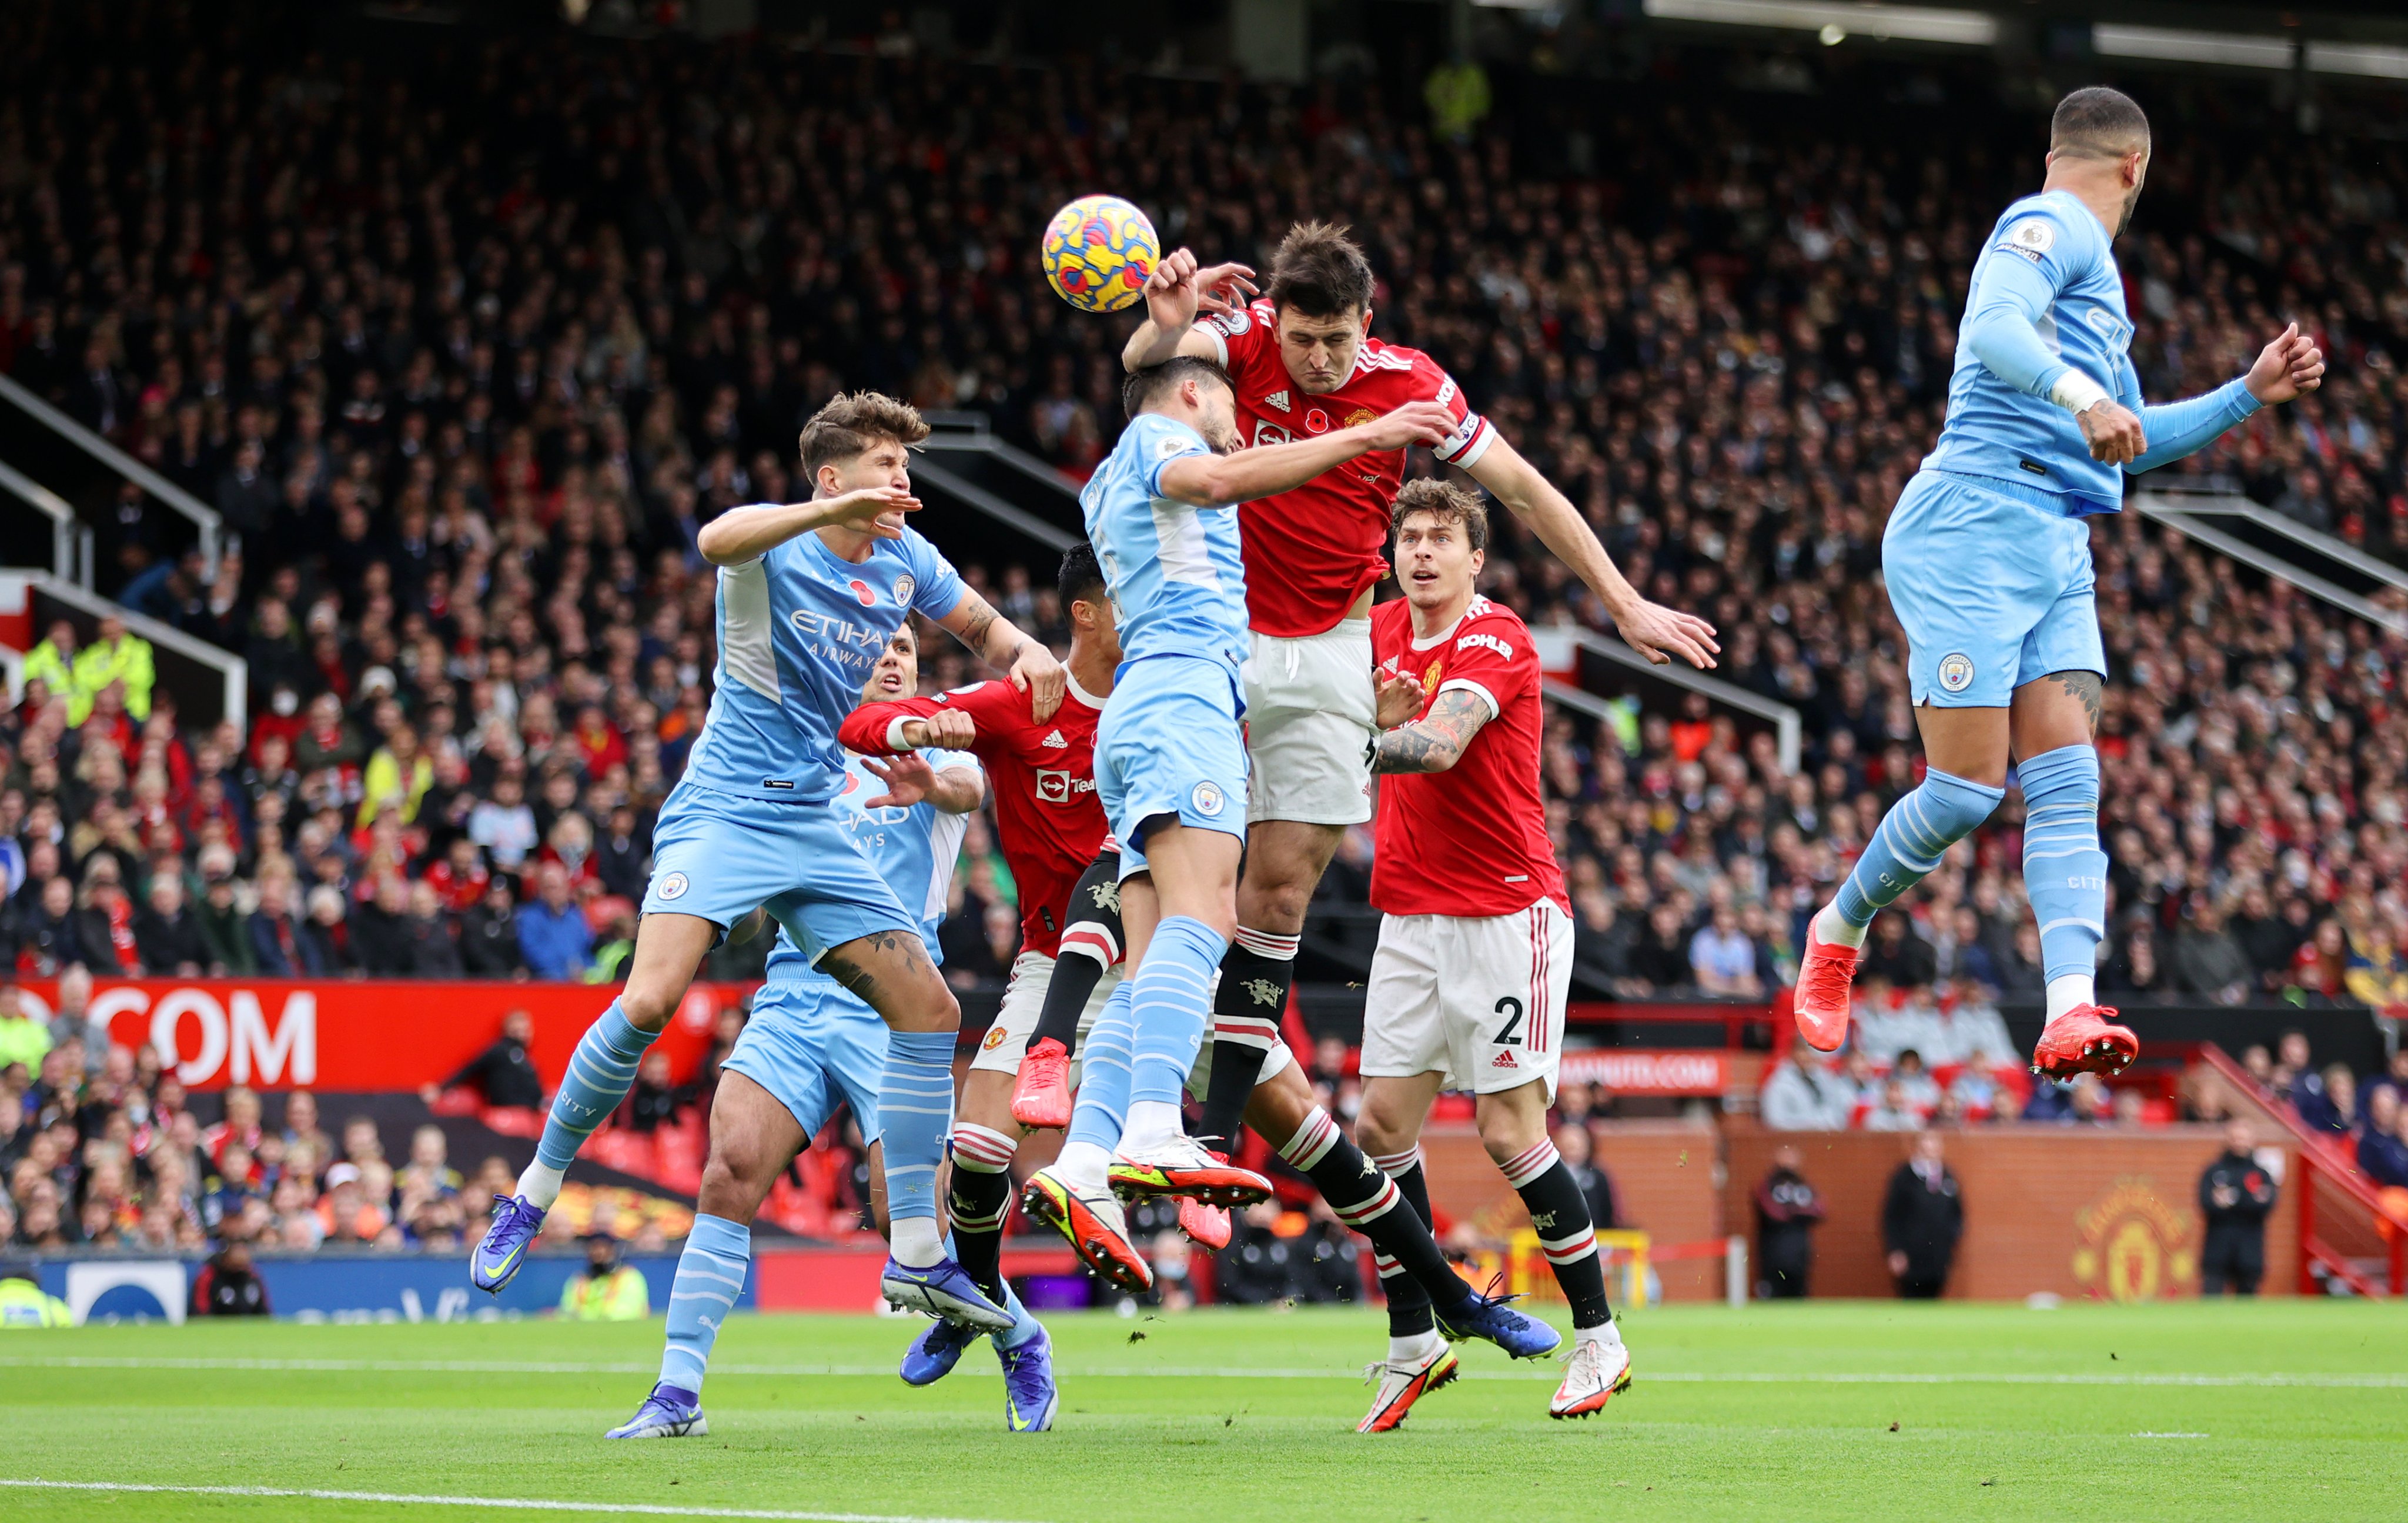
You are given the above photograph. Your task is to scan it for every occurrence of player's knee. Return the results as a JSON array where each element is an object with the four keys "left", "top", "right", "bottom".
[
  {"left": 617, "top": 976, "right": 683, "bottom": 1031},
  {"left": 696, "top": 1150, "right": 770, "bottom": 1222}
]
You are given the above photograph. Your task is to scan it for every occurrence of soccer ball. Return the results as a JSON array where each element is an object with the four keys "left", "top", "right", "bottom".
[{"left": 1040, "top": 195, "right": 1158, "bottom": 313}]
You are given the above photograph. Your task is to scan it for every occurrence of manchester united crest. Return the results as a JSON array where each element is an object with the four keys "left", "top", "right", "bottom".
[{"left": 2071, "top": 1177, "right": 2199, "bottom": 1302}]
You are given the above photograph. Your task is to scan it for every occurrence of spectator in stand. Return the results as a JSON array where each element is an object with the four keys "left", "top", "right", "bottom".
[
  {"left": 0, "top": 986, "right": 48, "bottom": 1074},
  {"left": 1688, "top": 904, "right": 1761, "bottom": 997},
  {"left": 132, "top": 877, "right": 208, "bottom": 977},
  {"left": 423, "top": 1010, "right": 544, "bottom": 1112},
  {"left": 468, "top": 774, "right": 539, "bottom": 876},
  {"left": 514, "top": 863, "right": 590, "bottom": 982},
  {"left": 2199, "top": 1120, "right": 2278, "bottom": 1296},
  {"left": 348, "top": 876, "right": 414, "bottom": 977},
  {"left": 1862, "top": 1078, "right": 1921, "bottom": 1133},
  {"left": 357, "top": 727, "right": 433, "bottom": 830},
  {"left": 19, "top": 623, "right": 76, "bottom": 710},
  {"left": 70, "top": 614, "right": 153, "bottom": 727},
  {"left": 303, "top": 886, "right": 356, "bottom": 974},
  {"left": 1754, "top": 1146, "right": 1826, "bottom": 1299},
  {"left": 425, "top": 840, "right": 491, "bottom": 915},
  {"left": 2291, "top": 923, "right": 2350, "bottom": 1006},
  {"left": 2359, "top": 1087, "right": 2408, "bottom": 1190},
  {"left": 316, "top": 1163, "right": 388, "bottom": 1247},
  {"left": 1760, "top": 1037, "right": 1848, "bottom": 1130},
  {"left": 401, "top": 882, "right": 463, "bottom": 978},
  {"left": 19, "top": 877, "right": 89, "bottom": 978},
  {"left": 2300, "top": 1064, "right": 2359, "bottom": 1138},
  {"left": 1882, "top": 1131, "right": 1963, "bottom": 1300},
  {"left": 2273, "top": 1031, "right": 2321, "bottom": 1112},
  {"left": 41, "top": 967, "right": 99, "bottom": 1059},
  {"left": 248, "top": 877, "right": 319, "bottom": 976},
  {"left": 194, "top": 851, "right": 254, "bottom": 975},
  {"left": 2172, "top": 900, "right": 2255, "bottom": 1006},
  {"left": 2343, "top": 926, "right": 2408, "bottom": 1010},
  {"left": 2101, "top": 927, "right": 2172, "bottom": 1003},
  {"left": 460, "top": 878, "right": 527, "bottom": 978},
  {"left": 619, "top": 1051, "right": 688, "bottom": 1135}
]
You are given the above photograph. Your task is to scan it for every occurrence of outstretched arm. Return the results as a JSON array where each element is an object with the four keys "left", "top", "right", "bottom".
[
  {"left": 695, "top": 487, "right": 920, "bottom": 566},
  {"left": 1371, "top": 689, "right": 1494, "bottom": 774},
  {"left": 1466, "top": 435, "right": 1718, "bottom": 669},
  {"left": 860, "top": 754, "right": 985, "bottom": 814},
  {"left": 2125, "top": 322, "right": 2323, "bottom": 475},
  {"left": 1155, "top": 402, "right": 1456, "bottom": 507},
  {"left": 935, "top": 590, "right": 1066, "bottom": 722}
]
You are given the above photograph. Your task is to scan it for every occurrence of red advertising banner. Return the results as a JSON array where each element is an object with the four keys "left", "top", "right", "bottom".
[
  {"left": 1557, "top": 1048, "right": 1760, "bottom": 1096},
  {"left": 12, "top": 978, "right": 745, "bottom": 1092}
]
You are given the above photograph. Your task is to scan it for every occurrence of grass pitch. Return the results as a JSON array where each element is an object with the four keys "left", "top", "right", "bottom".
[{"left": 4, "top": 1300, "right": 2403, "bottom": 1521}]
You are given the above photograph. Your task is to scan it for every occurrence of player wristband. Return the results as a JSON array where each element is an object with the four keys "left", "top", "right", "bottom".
[
  {"left": 885, "top": 717, "right": 915, "bottom": 751},
  {"left": 2048, "top": 368, "right": 2111, "bottom": 415}
]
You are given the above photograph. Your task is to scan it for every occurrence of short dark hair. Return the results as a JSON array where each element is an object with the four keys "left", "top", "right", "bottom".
[
  {"left": 1266, "top": 221, "right": 1375, "bottom": 318},
  {"left": 797, "top": 392, "right": 929, "bottom": 477},
  {"left": 1122, "top": 356, "right": 1232, "bottom": 420},
  {"left": 1391, "top": 479, "right": 1489, "bottom": 554},
  {"left": 2051, "top": 87, "right": 2149, "bottom": 161},
  {"left": 1058, "top": 543, "right": 1106, "bottom": 608}
]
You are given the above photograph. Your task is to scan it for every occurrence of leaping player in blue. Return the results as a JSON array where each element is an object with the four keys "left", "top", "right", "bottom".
[
  {"left": 473, "top": 392, "right": 1066, "bottom": 1338},
  {"left": 1018, "top": 353, "right": 1457, "bottom": 1288},
  {"left": 1790, "top": 87, "right": 2324, "bottom": 1080},
  {"left": 609, "top": 623, "right": 1060, "bottom": 1439}
]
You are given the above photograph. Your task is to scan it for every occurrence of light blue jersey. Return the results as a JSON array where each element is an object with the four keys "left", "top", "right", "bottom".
[
  {"left": 1925, "top": 189, "right": 2259, "bottom": 511},
  {"left": 726, "top": 744, "right": 980, "bottom": 1141},
  {"left": 1079, "top": 413, "right": 1250, "bottom": 677},
  {"left": 1079, "top": 410, "right": 1250, "bottom": 868},
  {"left": 684, "top": 523, "right": 965, "bottom": 803}
]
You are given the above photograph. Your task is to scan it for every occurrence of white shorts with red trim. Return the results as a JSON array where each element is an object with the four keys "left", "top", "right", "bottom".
[
  {"left": 1244, "top": 619, "right": 1377, "bottom": 827},
  {"left": 968, "top": 947, "right": 1294, "bottom": 1098},
  {"left": 1360, "top": 899, "right": 1572, "bottom": 1099}
]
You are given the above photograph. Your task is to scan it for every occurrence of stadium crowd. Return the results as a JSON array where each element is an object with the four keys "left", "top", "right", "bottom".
[{"left": 4, "top": 7, "right": 2408, "bottom": 1249}]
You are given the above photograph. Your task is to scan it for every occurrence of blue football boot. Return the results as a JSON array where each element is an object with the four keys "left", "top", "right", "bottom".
[
  {"left": 880, "top": 1253, "right": 1015, "bottom": 1331},
  {"left": 470, "top": 1194, "right": 546, "bottom": 1293},
  {"left": 898, "top": 1315, "right": 980, "bottom": 1386},
  {"left": 606, "top": 1382, "right": 708, "bottom": 1439},
  {"left": 1436, "top": 1291, "right": 1563, "bottom": 1360},
  {"left": 998, "top": 1321, "right": 1059, "bottom": 1433}
]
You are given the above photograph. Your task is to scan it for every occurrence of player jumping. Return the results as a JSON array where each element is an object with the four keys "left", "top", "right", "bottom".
[
  {"left": 1788, "top": 88, "right": 2324, "bottom": 1077},
  {"left": 471, "top": 393, "right": 1063, "bottom": 1337},
  {"left": 1085, "top": 223, "right": 1717, "bottom": 1180},
  {"left": 1018, "top": 356, "right": 1459, "bottom": 1290},
  {"left": 850, "top": 549, "right": 1561, "bottom": 1420},
  {"left": 1352, "top": 480, "right": 1631, "bottom": 1423},
  {"left": 608, "top": 626, "right": 1059, "bottom": 1439}
]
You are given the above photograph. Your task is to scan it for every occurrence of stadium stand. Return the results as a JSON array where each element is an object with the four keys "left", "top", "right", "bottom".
[{"left": 3, "top": 2, "right": 2408, "bottom": 1261}]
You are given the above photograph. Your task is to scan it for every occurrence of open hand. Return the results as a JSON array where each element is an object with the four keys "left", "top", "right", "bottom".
[
  {"left": 2245, "top": 321, "right": 2326, "bottom": 405},
  {"left": 861, "top": 753, "right": 938, "bottom": 810},
  {"left": 1374, "top": 669, "right": 1427, "bottom": 728},
  {"left": 2077, "top": 400, "right": 2147, "bottom": 466},
  {"left": 1614, "top": 598, "right": 1720, "bottom": 669}
]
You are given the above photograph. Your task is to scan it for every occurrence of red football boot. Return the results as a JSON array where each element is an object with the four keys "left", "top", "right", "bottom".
[
  {"left": 1009, "top": 1037, "right": 1074, "bottom": 1130},
  {"left": 2031, "top": 1005, "right": 2138, "bottom": 1080},
  {"left": 1791, "top": 919, "right": 1862, "bottom": 1053}
]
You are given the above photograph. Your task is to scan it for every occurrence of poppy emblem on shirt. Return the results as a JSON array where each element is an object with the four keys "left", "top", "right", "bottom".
[
  {"left": 847, "top": 579, "right": 877, "bottom": 607},
  {"left": 1937, "top": 653, "right": 1975, "bottom": 694},
  {"left": 657, "top": 873, "right": 690, "bottom": 901},
  {"left": 1304, "top": 408, "right": 1330, "bottom": 435}
]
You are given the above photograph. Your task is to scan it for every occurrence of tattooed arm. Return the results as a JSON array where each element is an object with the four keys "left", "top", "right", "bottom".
[
  {"left": 1372, "top": 689, "right": 1494, "bottom": 774},
  {"left": 935, "top": 587, "right": 1068, "bottom": 721}
]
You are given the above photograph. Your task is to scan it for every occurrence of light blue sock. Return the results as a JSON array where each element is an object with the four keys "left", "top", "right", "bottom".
[
  {"left": 1832, "top": 768, "right": 2006, "bottom": 930},
  {"left": 534, "top": 1000, "right": 657, "bottom": 1171},
  {"left": 1129, "top": 915, "right": 1225, "bottom": 1107},
  {"left": 658, "top": 1212, "right": 750, "bottom": 1399},
  {"left": 1065, "top": 981, "right": 1137, "bottom": 1155},
  {"left": 2016, "top": 744, "right": 2108, "bottom": 984},
  {"left": 993, "top": 1280, "right": 1041, "bottom": 1351},
  {"left": 878, "top": 1030, "right": 957, "bottom": 1225}
]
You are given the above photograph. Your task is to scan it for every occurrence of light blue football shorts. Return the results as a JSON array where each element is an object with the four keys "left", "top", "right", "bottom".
[
  {"left": 641, "top": 783, "right": 918, "bottom": 963},
  {"left": 1095, "top": 653, "right": 1250, "bottom": 881},
  {"left": 721, "top": 973, "right": 888, "bottom": 1144},
  {"left": 1884, "top": 468, "right": 2108, "bottom": 709}
]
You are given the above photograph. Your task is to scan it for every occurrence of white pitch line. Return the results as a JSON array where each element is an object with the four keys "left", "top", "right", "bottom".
[
  {"left": 4, "top": 1355, "right": 2404, "bottom": 1388},
  {"left": 0, "top": 1478, "right": 1038, "bottom": 1523}
]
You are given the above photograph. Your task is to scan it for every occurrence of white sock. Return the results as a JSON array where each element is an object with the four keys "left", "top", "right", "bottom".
[
  {"left": 1579, "top": 1319, "right": 1623, "bottom": 1350},
  {"left": 1815, "top": 903, "right": 1869, "bottom": 950},
  {"left": 889, "top": 1215, "right": 944, "bottom": 1267},
  {"left": 1055, "top": 1140, "right": 1113, "bottom": 1191},
  {"left": 1119, "top": 1100, "right": 1184, "bottom": 1154},
  {"left": 516, "top": 1161, "right": 565, "bottom": 1210},
  {"left": 1389, "top": 1328, "right": 1443, "bottom": 1367},
  {"left": 2045, "top": 974, "right": 2095, "bottom": 1026}
]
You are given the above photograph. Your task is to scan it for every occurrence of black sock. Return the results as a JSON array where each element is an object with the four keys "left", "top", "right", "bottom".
[
  {"left": 1193, "top": 928, "right": 1296, "bottom": 1155},
  {"left": 1288, "top": 1117, "right": 1468, "bottom": 1338},
  {"left": 1504, "top": 1140, "right": 1611, "bottom": 1328},
  {"left": 946, "top": 1124, "right": 1019, "bottom": 1303},
  {"left": 1028, "top": 850, "right": 1122, "bottom": 1057}
]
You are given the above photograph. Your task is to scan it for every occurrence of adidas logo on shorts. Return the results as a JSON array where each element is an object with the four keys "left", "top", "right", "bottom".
[{"left": 1491, "top": 1051, "right": 1518, "bottom": 1068}]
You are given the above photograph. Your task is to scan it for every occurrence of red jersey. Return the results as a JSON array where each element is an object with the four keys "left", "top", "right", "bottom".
[
  {"left": 1369, "top": 596, "right": 1567, "bottom": 919},
  {"left": 838, "top": 677, "right": 1109, "bottom": 958},
  {"left": 1199, "top": 299, "right": 1496, "bottom": 637}
]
